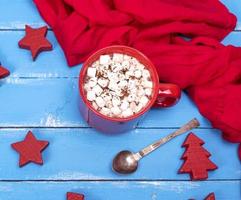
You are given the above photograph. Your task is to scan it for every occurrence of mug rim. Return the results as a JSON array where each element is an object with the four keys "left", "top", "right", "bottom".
[{"left": 79, "top": 45, "right": 159, "bottom": 122}]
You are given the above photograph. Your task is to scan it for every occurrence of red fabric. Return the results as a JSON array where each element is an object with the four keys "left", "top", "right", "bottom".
[{"left": 33, "top": 0, "right": 241, "bottom": 159}]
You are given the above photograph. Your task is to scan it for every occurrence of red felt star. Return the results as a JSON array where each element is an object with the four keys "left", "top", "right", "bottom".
[
  {"left": 0, "top": 65, "right": 10, "bottom": 79},
  {"left": 11, "top": 131, "right": 49, "bottom": 167},
  {"left": 18, "top": 25, "right": 52, "bottom": 60},
  {"left": 67, "top": 192, "right": 85, "bottom": 200},
  {"left": 204, "top": 193, "right": 215, "bottom": 200}
]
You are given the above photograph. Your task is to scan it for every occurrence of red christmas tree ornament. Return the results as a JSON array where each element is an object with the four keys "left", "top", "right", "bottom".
[
  {"left": 11, "top": 131, "right": 49, "bottom": 167},
  {"left": 204, "top": 192, "right": 215, "bottom": 200},
  {"left": 67, "top": 192, "right": 85, "bottom": 200},
  {"left": 0, "top": 65, "right": 10, "bottom": 79},
  {"left": 18, "top": 25, "right": 52, "bottom": 60},
  {"left": 178, "top": 133, "right": 218, "bottom": 180}
]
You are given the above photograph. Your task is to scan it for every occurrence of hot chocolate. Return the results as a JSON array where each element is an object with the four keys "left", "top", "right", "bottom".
[{"left": 84, "top": 53, "right": 154, "bottom": 118}]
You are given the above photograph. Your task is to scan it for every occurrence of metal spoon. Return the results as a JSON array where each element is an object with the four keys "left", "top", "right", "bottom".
[{"left": 112, "top": 118, "right": 200, "bottom": 174}]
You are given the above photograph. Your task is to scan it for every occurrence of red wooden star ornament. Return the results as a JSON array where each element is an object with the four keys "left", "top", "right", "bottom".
[
  {"left": 204, "top": 192, "right": 215, "bottom": 200},
  {"left": 0, "top": 64, "right": 10, "bottom": 79},
  {"left": 178, "top": 133, "right": 218, "bottom": 180},
  {"left": 11, "top": 131, "right": 49, "bottom": 167},
  {"left": 67, "top": 192, "right": 85, "bottom": 200},
  {"left": 18, "top": 25, "right": 52, "bottom": 60}
]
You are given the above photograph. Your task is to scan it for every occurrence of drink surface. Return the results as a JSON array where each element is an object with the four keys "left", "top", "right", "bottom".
[{"left": 84, "top": 53, "right": 154, "bottom": 118}]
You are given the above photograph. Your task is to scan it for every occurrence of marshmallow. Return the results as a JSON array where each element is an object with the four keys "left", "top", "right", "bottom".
[
  {"left": 96, "top": 96, "right": 105, "bottom": 108},
  {"left": 129, "top": 65, "right": 136, "bottom": 73},
  {"left": 145, "top": 88, "right": 152, "bottom": 96},
  {"left": 118, "top": 73, "right": 126, "bottom": 81},
  {"left": 84, "top": 84, "right": 91, "bottom": 92},
  {"left": 115, "top": 88, "right": 123, "bottom": 97},
  {"left": 88, "top": 78, "right": 97, "bottom": 88},
  {"left": 108, "top": 81, "right": 118, "bottom": 91},
  {"left": 112, "top": 96, "right": 121, "bottom": 107},
  {"left": 134, "top": 70, "right": 142, "bottom": 78},
  {"left": 127, "top": 94, "right": 136, "bottom": 102},
  {"left": 120, "top": 100, "right": 129, "bottom": 111},
  {"left": 146, "top": 81, "right": 153, "bottom": 88},
  {"left": 123, "top": 55, "right": 131, "bottom": 61},
  {"left": 98, "top": 78, "right": 109, "bottom": 88},
  {"left": 112, "top": 63, "right": 123, "bottom": 72},
  {"left": 142, "top": 80, "right": 153, "bottom": 88},
  {"left": 140, "top": 95, "right": 149, "bottom": 106},
  {"left": 130, "top": 57, "right": 139, "bottom": 66},
  {"left": 128, "top": 79, "right": 136, "bottom": 89},
  {"left": 105, "top": 100, "right": 113, "bottom": 108},
  {"left": 113, "top": 53, "right": 124, "bottom": 63},
  {"left": 118, "top": 80, "right": 128, "bottom": 88},
  {"left": 87, "top": 91, "right": 96, "bottom": 101},
  {"left": 99, "top": 55, "right": 111, "bottom": 65},
  {"left": 142, "top": 69, "right": 151, "bottom": 79},
  {"left": 122, "top": 60, "right": 130, "bottom": 69},
  {"left": 122, "top": 108, "right": 133, "bottom": 117},
  {"left": 130, "top": 102, "right": 137, "bottom": 111},
  {"left": 102, "top": 93, "right": 112, "bottom": 102},
  {"left": 137, "top": 64, "right": 145, "bottom": 71},
  {"left": 137, "top": 88, "right": 145, "bottom": 96},
  {"left": 100, "top": 107, "right": 110, "bottom": 115},
  {"left": 92, "top": 102, "right": 98, "bottom": 110},
  {"left": 111, "top": 106, "right": 121, "bottom": 116},
  {"left": 87, "top": 67, "right": 96, "bottom": 78},
  {"left": 107, "top": 72, "right": 118, "bottom": 82},
  {"left": 93, "top": 84, "right": 103, "bottom": 96},
  {"left": 91, "top": 60, "right": 100, "bottom": 68},
  {"left": 135, "top": 103, "right": 144, "bottom": 113},
  {"left": 125, "top": 71, "right": 133, "bottom": 79}
]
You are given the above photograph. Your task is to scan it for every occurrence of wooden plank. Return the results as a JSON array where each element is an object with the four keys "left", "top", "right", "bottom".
[
  {"left": 0, "top": 78, "right": 86, "bottom": 127},
  {"left": 0, "top": 31, "right": 82, "bottom": 78},
  {"left": 0, "top": 0, "right": 240, "bottom": 30},
  {"left": 1, "top": 30, "right": 241, "bottom": 128},
  {"left": 0, "top": 0, "right": 46, "bottom": 30},
  {"left": 0, "top": 31, "right": 240, "bottom": 79},
  {"left": 0, "top": 181, "right": 239, "bottom": 200},
  {"left": 0, "top": 78, "right": 210, "bottom": 128},
  {"left": 0, "top": 128, "right": 239, "bottom": 180},
  {"left": 223, "top": 31, "right": 241, "bottom": 46}
]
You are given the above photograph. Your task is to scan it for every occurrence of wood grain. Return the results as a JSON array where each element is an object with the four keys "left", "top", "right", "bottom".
[
  {"left": 0, "top": 128, "right": 239, "bottom": 180},
  {"left": 0, "top": 1, "right": 240, "bottom": 199},
  {"left": 0, "top": 78, "right": 211, "bottom": 128},
  {"left": 0, "top": 181, "right": 239, "bottom": 200}
]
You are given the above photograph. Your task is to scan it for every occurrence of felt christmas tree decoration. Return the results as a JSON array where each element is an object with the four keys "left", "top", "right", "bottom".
[
  {"left": 11, "top": 131, "right": 49, "bottom": 167},
  {"left": 67, "top": 192, "right": 85, "bottom": 200},
  {"left": 18, "top": 25, "right": 52, "bottom": 60},
  {"left": 204, "top": 192, "right": 215, "bottom": 200},
  {"left": 0, "top": 65, "right": 10, "bottom": 79},
  {"left": 179, "top": 133, "right": 218, "bottom": 180}
]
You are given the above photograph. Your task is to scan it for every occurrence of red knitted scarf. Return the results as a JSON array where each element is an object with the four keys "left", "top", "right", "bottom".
[{"left": 33, "top": 0, "right": 241, "bottom": 160}]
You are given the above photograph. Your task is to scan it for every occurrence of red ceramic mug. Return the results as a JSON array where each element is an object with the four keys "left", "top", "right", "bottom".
[{"left": 79, "top": 46, "right": 181, "bottom": 133}]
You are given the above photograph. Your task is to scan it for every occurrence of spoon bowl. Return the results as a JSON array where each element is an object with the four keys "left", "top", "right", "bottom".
[{"left": 112, "top": 150, "right": 138, "bottom": 174}]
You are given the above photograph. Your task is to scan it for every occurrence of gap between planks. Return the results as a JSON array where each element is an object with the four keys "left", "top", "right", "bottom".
[
  {"left": 0, "top": 179, "right": 239, "bottom": 182},
  {"left": 0, "top": 127, "right": 215, "bottom": 129}
]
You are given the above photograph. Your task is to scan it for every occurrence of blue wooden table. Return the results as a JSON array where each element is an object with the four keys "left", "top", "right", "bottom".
[{"left": 0, "top": 1, "right": 240, "bottom": 199}]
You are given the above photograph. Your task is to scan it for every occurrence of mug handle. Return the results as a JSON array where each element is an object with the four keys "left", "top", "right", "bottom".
[{"left": 153, "top": 83, "right": 181, "bottom": 108}]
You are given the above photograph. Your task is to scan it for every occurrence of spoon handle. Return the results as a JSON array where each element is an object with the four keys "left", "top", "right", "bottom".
[{"left": 133, "top": 118, "right": 200, "bottom": 161}]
